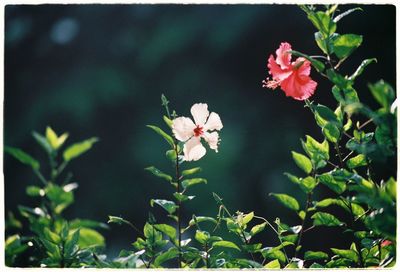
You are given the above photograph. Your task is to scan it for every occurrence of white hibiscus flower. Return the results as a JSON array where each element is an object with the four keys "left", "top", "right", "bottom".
[{"left": 172, "top": 103, "right": 223, "bottom": 161}]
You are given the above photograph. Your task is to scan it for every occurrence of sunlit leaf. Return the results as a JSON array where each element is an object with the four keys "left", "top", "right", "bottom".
[
  {"left": 332, "top": 34, "right": 363, "bottom": 59},
  {"left": 182, "top": 178, "right": 207, "bottom": 189},
  {"left": 304, "top": 250, "right": 329, "bottom": 260},
  {"left": 63, "top": 137, "right": 98, "bottom": 162},
  {"left": 145, "top": 166, "right": 173, "bottom": 182},
  {"left": 154, "top": 224, "right": 176, "bottom": 241},
  {"left": 4, "top": 146, "right": 40, "bottom": 170},
  {"left": 150, "top": 199, "right": 178, "bottom": 214},
  {"left": 291, "top": 151, "right": 312, "bottom": 174},
  {"left": 146, "top": 125, "right": 174, "bottom": 148},
  {"left": 212, "top": 240, "right": 240, "bottom": 251},
  {"left": 346, "top": 154, "right": 367, "bottom": 169},
  {"left": 312, "top": 212, "right": 344, "bottom": 227},
  {"left": 270, "top": 193, "right": 300, "bottom": 211}
]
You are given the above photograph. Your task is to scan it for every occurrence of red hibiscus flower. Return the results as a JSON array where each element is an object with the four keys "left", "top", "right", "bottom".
[{"left": 262, "top": 42, "right": 317, "bottom": 100}]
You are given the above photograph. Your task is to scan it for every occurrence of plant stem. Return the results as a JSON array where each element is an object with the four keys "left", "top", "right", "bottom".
[
  {"left": 204, "top": 242, "right": 210, "bottom": 268},
  {"left": 33, "top": 169, "right": 48, "bottom": 186},
  {"left": 334, "top": 142, "right": 344, "bottom": 168},
  {"left": 358, "top": 118, "right": 373, "bottom": 130},
  {"left": 294, "top": 192, "right": 312, "bottom": 259},
  {"left": 174, "top": 143, "right": 182, "bottom": 268},
  {"left": 254, "top": 215, "right": 289, "bottom": 263}
]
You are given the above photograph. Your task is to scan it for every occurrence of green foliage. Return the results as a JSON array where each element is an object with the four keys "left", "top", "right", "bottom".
[
  {"left": 4, "top": 146, "right": 40, "bottom": 170},
  {"left": 291, "top": 151, "right": 312, "bottom": 174},
  {"left": 5, "top": 5, "right": 396, "bottom": 269},
  {"left": 63, "top": 137, "right": 98, "bottom": 162},
  {"left": 270, "top": 193, "right": 300, "bottom": 211},
  {"left": 311, "top": 212, "right": 344, "bottom": 227},
  {"left": 5, "top": 128, "right": 104, "bottom": 267}
]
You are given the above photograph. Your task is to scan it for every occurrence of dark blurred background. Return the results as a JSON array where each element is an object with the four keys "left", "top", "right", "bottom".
[{"left": 4, "top": 4, "right": 396, "bottom": 259}]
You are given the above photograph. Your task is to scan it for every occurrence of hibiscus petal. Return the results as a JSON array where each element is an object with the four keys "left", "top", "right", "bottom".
[
  {"left": 203, "top": 131, "right": 220, "bottom": 152},
  {"left": 275, "top": 42, "right": 292, "bottom": 69},
  {"left": 280, "top": 69, "right": 317, "bottom": 100},
  {"left": 268, "top": 55, "right": 293, "bottom": 82},
  {"left": 294, "top": 57, "right": 311, "bottom": 77},
  {"left": 183, "top": 136, "right": 206, "bottom": 161},
  {"left": 204, "top": 112, "right": 223, "bottom": 131},
  {"left": 172, "top": 117, "right": 195, "bottom": 142},
  {"left": 191, "top": 103, "right": 209, "bottom": 126}
]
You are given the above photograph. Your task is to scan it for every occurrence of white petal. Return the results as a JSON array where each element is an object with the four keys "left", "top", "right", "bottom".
[
  {"left": 183, "top": 137, "right": 206, "bottom": 161},
  {"left": 190, "top": 103, "right": 209, "bottom": 126},
  {"left": 204, "top": 112, "right": 223, "bottom": 131},
  {"left": 172, "top": 117, "right": 195, "bottom": 142},
  {"left": 203, "top": 131, "right": 220, "bottom": 152}
]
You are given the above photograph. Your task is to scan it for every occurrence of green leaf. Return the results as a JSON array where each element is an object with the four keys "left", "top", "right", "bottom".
[
  {"left": 242, "top": 243, "right": 262, "bottom": 253},
  {"left": 78, "top": 227, "right": 105, "bottom": 248},
  {"left": 281, "top": 234, "right": 298, "bottom": 243},
  {"left": 43, "top": 228, "right": 61, "bottom": 244},
  {"left": 289, "top": 50, "right": 325, "bottom": 72},
  {"left": 163, "top": 115, "right": 173, "bottom": 128},
  {"left": 349, "top": 58, "right": 377, "bottom": 81},
  {"left": 143, "top": 223, "right": 158, "bottom": 240},
  {"left": 332, "top": 34, "right": 363, "bottom": 59},
  {"left": 173, "top": 192, "right": 195, "bottom": 202},
  {"left": 26, "top": 186, "right": 44, "bottom": 197},
  {"left": 4, "top": 146, "right": 40, "bottom": 170},
  {"left": 212, "top": 240, "right": 240, "bottom": 251},
  {"left": 241, "top": 212, "right": 254, "bottom": 225},
  {"left": 304, "top": 250, "right": 329, "bottom": 260},
  {"left": 165, "top": 150, "right": 177, "bottom": 162},
  {"left": 385, "top": 177, "right": 396, "bottom": 201},
  {"left": 154, "top": 247, "right": 179, "bottom": 267},
  {"left": 144, "top": 166, "right": 173, "bottom": 182},
  {"left": 270, "top": 193, "right": 300, "bottom": 211},
  {"left": 69, "top": 218, "right": 109, "bottom": 230},
  {"left": 344, "top": 118, "right": 352, "bottom": 131},
  {"left": 316, "top": 198, "right": 339, "bottom": 208},
  {"left": 63, "top": 137, "right": 98, "bottom": 162},
  {"left": 146, "top": 125, "right": 174, "bottom": 148},
  {"left": 291, "top": 151, "right": 312, "bottom": 174},
  {"left": 182, "top": 178, "right": 207, "bottom": 189},
  {"left": 314, "top": 104, "right": 339, "bottom": 124},
  {"left": 150, "top": 199, "right": 178, "bottom": 214},
  {"left": 312, "top": 212, "right": 344, "bottom": 227},
  {"left": 346, "top": 154, "right": 367, "bottom": 169},
  {"left": 107, "top": 216, "right": 132, "bottom": 226},
  {"left": 32, "top": 131, "right": 52, "bottom": 154},
  {"left": 64, "top": 229, "right": 80, "bottom": 257},
  {"left": 318, "top": 173, "right": 346, "bottom": 194},
  {"left": 261, "top": 248, "right": 286, "bottom": 263},
  {"left": 250, "top": 222, "right": 267, "bottom": 236},
  {"left": 310, "top": 262, "right": 325, "bottom": 268},
  {"left": 333, "top": 7, "right": 363, "bottom": 23},
  {"left": 45, "top": 183, "right": 74, "bottom": 214},
  {"left": 302, "top": 135, "right": 330, "bottom": 163},
  {"left": 284, "top": 172, "right": 300, "bottom": 184},
  {"left": 264, "top": 259, "right": 281, "bottom": 269},
  {"left": 5, "top": 212, "right": 22, "bottom": 230},
  {"left": 301, "top": 176, "right": 317, "bottom": 193},
  {"left": 323, "top": 122, "right": 341, "bottom": 143},
  {"left": 307, "top": 11, "right": 336, "bottom": 37},
  {"left": 46, "top": 127, "right": 69, "bottom": 150},
  {"left": 327, "top": 69, "right": 350, "bottom": 90},
  {"left": 368, "top": 80, "right": 395, "bottom": 111},
  {"left": 186, "top": 216, "right": 217, "bottom": 230},
  {"left": 331, "top": 248, "right": 358, "bottom": 263},
  {"left": 154, "top": 224, "right": 176, "bottom": 241},
  {"left": 194, "top": 230, "right": 210, "bottom": 244},
  {"left": 181, "top": 167, "right": 202, "bottom": 177}
]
